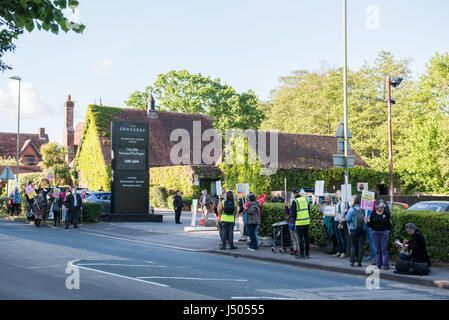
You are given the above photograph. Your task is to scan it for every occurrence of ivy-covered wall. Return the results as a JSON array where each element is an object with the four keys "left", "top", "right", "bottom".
[
  {"left": 150, "top": 165, "right": 195, "bottom": 196},
  {"left": 74, "top": 105, "right": 121, "bottom": 191}
]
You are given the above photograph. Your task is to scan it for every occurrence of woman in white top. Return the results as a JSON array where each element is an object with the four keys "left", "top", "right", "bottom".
[{"left": 333, "top": 191, "right": 347, "bottom": 258}]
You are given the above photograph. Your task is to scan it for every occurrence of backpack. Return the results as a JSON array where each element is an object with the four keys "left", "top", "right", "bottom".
[
  {"left": 247, "top": 201, "right": 259, "bottom": 216},
  {"left": 53, "top": 198, "right": 60, "bottom": 212},
  {"left": 223, "top": 199, "right": 235, "bottom": 214},
  {"left": 353, "top": 208, "right": 365, "bottom": 232}
]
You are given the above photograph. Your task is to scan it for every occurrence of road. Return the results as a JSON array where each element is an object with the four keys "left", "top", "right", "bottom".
[{"left": 1, "top": 218, "right": 449, "bottom": 300}]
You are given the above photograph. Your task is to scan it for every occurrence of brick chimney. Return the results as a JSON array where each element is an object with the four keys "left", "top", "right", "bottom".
[
  {"left": 63, "top": 94, "right": 75, "bottom": 164},
  {"left": 38, "top": 128, "right": 46, "bottom": 140},
  {"left": 147, "top": 93, "right": 158, "bottom": 119}
]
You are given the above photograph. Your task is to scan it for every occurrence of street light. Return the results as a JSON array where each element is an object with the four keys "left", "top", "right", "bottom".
[
  {"left": 386, "top": 76, "right": 402, "bottom": 210},
  {"left": 8, "top": 75, "right": 21, "bottom": 182}
]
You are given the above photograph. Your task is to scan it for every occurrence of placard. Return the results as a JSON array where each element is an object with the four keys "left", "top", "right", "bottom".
[
  {"left": 341, "top": 184, "right": 352, "bottom": 204},
  {"left": 216, "top": 181, "right": 222, "bottom": 198},
  {"left": 322, "top": 204, "right": 337, "bottom": 217},
  {"left": 315, "top": 180, "right": 325, "bottom": 196},
  {"left": 236, "top": 183, "right": 246, "bottom": 199},
  {"left": 357, "top": 182, "right": 368, "bottom": 192},
  {"left": 25, "top": 184, "right": 36, "bottom": 199},
  {"left": 361, "top": 190, "right": 375, "bottom": 211}
]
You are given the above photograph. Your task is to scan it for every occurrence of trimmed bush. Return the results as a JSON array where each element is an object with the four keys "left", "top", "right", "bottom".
[
  {"left": 82, "top": 202, "right": 102, "bottom": 222},
  {"left": 260, "top": 203, "right": 325, "bottom": 246},
  {"left": 149, "top": 186, "right": 168, "bottom": 208},
  {"left": 167, "top": 195, "right": 193, "bottom": 211}
]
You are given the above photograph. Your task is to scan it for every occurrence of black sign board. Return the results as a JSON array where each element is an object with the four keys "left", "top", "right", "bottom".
[
  {"left": 111, "top": 121, "right": 150, "bottom": 216},
  {"left": 111, "top": 121, "right": 149, "bottom": 148}
]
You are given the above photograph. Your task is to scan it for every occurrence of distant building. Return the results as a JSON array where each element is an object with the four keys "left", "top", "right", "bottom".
[{"left": 0, "top": 128, "right": 49, "bottom": 176}]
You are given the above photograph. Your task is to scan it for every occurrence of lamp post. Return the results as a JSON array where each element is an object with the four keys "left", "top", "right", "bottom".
[
  {"left": 386, "top": 76, "right": 403, "bottom": 210},
  {"left": 343, "top": 0, "right": 349, "bottom": 210},
  {"left": 8, "top": 75, "right": 21, "bottom": 182}
]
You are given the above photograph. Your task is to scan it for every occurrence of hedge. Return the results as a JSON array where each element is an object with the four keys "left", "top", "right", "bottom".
[
  {"left": 260, "top": 204, "right": 449, "bottom": 263},
  {"left": 167, "top": 195, "right": 193, "bottom": 211},
  {"left": 149, "top": 186, "right": 168, "bottom": 209},
  {"left": 82, "top": 202, "right": 102, "bottom": 222}
]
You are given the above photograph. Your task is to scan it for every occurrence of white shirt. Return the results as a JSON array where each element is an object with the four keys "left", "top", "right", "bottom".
[{"left": 74, "top": 193, "right": 78, "bottom": 207}]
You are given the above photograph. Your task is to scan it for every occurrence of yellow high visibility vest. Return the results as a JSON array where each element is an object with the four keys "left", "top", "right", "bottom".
[
  {"left": 294, "top": 197, "right": 310, "bottom": 226},
  {"left": 221, "top": 199, "right": 235, "bottom": 223}
]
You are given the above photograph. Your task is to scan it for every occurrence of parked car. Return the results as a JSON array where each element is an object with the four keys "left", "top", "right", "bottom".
[
  {"left": 82, "top": 191, "right": 155, "bottom": 215},
  {"left": 407, "top": 201, "right": 449, "bottom": 212}
]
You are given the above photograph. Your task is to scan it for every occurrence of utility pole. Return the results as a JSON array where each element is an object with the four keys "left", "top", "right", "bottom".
[
  {"left": 387, "top": 76, "right": 394, "bottom": 210},
  {"left": 343, "top": 0, "right": 349, "bottom": 209}
]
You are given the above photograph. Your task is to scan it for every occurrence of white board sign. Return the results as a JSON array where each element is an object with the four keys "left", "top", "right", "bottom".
[
  {"left": 315, "top": 180, "right": 325, "bottom": 196},
  {"left": 341, "top": 184, "right": 352, "bottom": 204}
]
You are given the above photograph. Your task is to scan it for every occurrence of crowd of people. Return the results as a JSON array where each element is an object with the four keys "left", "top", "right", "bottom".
[
  {"left": 172, "top": 187, "right": 431, "bottom": 274},
  {"left": 7, "top": 185, "right": 83, "bottom": 229}
]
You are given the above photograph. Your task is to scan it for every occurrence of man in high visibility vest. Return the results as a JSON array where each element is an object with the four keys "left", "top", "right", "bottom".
[
  {"left": 219, "top": 191, "right": 238, "bottom": 250},
  {"left": 291, "top": 188, "right": 311, "bottom": 259}
]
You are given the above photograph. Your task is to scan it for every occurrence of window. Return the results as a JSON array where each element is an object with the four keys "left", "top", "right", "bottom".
[{"left": 24, "top": 156, "right": 35, "bottom": 165}]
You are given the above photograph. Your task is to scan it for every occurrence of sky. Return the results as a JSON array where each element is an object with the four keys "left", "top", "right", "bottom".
[{"left": 1, "top": 0, "right": 449, "bottom": 145}]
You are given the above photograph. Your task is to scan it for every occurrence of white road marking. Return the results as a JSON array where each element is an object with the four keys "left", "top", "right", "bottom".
[
  {"left": 136, "top": 276, "right": 247, "bottom": 282},
  {"left": 69, "top": 260, "right": 169, "bottom": 288},
  {"left": 75, "top": 230, "right": 211, "bottom": 252},
  {"left": 76, "top": 263, "right": 167, "bottom": 268}
]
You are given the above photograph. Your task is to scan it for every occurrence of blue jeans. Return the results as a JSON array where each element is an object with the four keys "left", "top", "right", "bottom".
[
  {"left": 333, "top": 221, "right": 346, "bottom": 254},
  {"left": 366, "top": 227, "right": 376, "bottom": 258},
  {"left": 399, "top": 253, "right": 411, "bottom": 262},
  {"left": 247, "top": 224, "right": 259, "bottom": 249}
]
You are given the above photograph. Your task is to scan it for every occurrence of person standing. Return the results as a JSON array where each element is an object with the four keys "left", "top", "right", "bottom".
[
  {"left": 173, "top": 190, "right": 183, "bottom": 224},
  {"left": 237, "top": 197, "right": 248, "bottom": 242},
  {"left": 61, "top": 187, "right": 68, "bottom": 223},
  {"left": 320, "top": 194, "right": 337, "bottom": 254},
  {"left": 342, "top": 195, "right": 366, "bottom": 267},
  {"left": 51, "top": 191, "right": 63, "bottom": 227},
  {"left": 271, "top": 192, "right": 284, "bottom": 203},
  {"left": 33, "top": 190, "right": 46, "bottom": 227},
  {"left": 285, "top": 200, "right": 299, "bottom": 256},
  {"left": 220, "top": 191, "right": 238, "bottom": 250},
  {"left": 333, "top": 191, "right": 347, "bottom": 258},
  {"left": 199, "top": 190, "right": 212, "bottom": 226},
  {"left": 367, "top": 200, "right": 392, "bottom": 270},
  {"left": 9, "top": 187, "right": 21, "bottom": 216},
  {"left": 246, "top": 193, "right": 261, "bottom": 251},
  {"left": 65, "top": 186, "right": 82, "bottom": 229},
  {"left": 291, "top": 188, "right": 311, "bottom": 259}
]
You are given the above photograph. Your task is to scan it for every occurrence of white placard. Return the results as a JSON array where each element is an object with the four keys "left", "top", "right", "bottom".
[
  {"left": 323, "top": 205, "right": 337, "bottom": 217},
  {"left": 244, "top": 183, "right": 249, "bottom": 196},
  {"left": 216, "top": 181, "right": 222, "bottom": 197},
  {"left": 357, "top": 182, "right": 368, "bottom": 192},
  {"left": 315, "top": 180, "right": 325, "bottom": 196},
  {"left": 341, "top": 184, "right": 352, "bottom": 204}
]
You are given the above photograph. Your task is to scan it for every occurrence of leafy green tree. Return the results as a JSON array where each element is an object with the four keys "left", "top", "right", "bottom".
[
  {"left": 40, "top": 142, "right": 71, "bottom": 186},
  {"left": 125, "top": 70, "right": 265, "bottom": 134},
  {"left": 0, "top": 0, "right": 85, "bottom": 71}
]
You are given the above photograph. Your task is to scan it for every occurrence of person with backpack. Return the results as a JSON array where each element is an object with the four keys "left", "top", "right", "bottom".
[
  {"left": 9, "top": 187, "right": 21, "bottom": 216},
  {"left": 220, "top": 191, "right": 238, "bottom": 250},
  {"left": 342, "top": 195, "right": 366, "bottom": 267},
  {"left": 246, "top": 192, "right": 261, "bottom": 251},
  {"left": 367, "top": 200, "right": 392, "bottom": 270}
]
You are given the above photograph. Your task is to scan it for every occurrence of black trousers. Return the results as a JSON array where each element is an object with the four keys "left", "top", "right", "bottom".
[
  {"left": 175, "top": 207, "right": 182, "bottom": 223},
  {"left": 65, "top": 209, "right": 80, "bottom": 228},
  {"left": 221, "top": 222, "right": 235, "bottom": 247},
  {"left": 53, "top": 210, "right": 61, "bottom": 226},
  {"left": 350, "top": 230, "right": 367, "bottom": 263},
  {"left": 296, "top": 225, "right": 310, "bottom": 256}
]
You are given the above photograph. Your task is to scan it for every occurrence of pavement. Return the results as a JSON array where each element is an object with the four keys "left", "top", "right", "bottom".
[{"left": 3, "top": 209, "right": 449, "bottom": 291}]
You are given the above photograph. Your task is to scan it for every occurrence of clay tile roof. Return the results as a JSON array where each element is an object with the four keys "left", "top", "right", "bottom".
[
  {"left": 90, "top": 107, "right": 217, "bottom": 167},
  {"left": 254, "top": 131, "right": 368, "bottom": 169},
  {"left": 0, "top": 132, "right": 49, "bottom": 160}
]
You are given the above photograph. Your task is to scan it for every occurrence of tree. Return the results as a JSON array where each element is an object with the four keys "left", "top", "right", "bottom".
[
  {"left": 40, "top": 142, "right": 71, "bottom": 186},
  {"left": 125, "top": 70, "right": 265, "bottom": 134},
  {"left": 0, "top": 0, "right": 85, "bottom": 72}
]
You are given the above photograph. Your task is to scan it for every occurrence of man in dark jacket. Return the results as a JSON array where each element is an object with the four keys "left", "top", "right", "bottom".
[
  {"left": 65, "top": 186, "right": 83, "bottom": 229},
  {"left": 173, "top": 190, "right": 183, "bottom": 224}
]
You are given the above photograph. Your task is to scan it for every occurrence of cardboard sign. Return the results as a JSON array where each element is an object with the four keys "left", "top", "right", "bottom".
[
  {"left": 361, "top": 190, "right": 375, "bottom": 211},
  {"left": 315, "top": 180, "right": 325, "bottom": 196},
  {"left": 25, "top": 184, "right": 36, "bottom": 199},
  {"left": 236, "top": 183, "right": 246, "bottom": 199},
  {"left": 47, "top": 170, "right": 55, "bottom": 181},
  {"left": 322, "top": 204, "right": 337, "bottom": 217}
]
